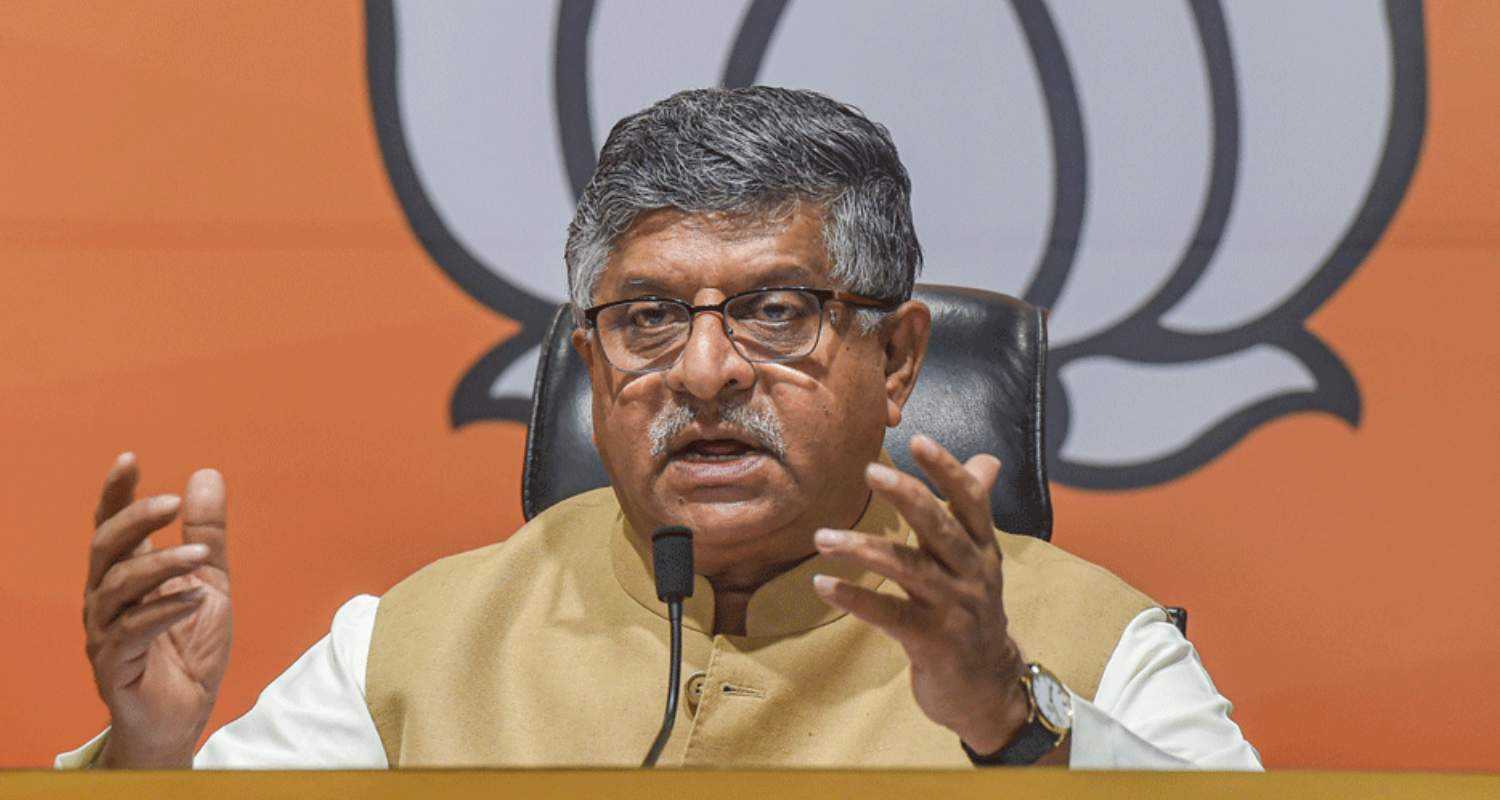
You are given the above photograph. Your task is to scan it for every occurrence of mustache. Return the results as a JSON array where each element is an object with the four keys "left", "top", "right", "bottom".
[{"left": 648, "top": 400, "right": 787, "bottom": 461}]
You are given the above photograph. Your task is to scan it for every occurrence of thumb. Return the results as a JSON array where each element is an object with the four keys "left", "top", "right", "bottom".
[{"left": 182, "top": 468, "right": 229, "bottom": 574}]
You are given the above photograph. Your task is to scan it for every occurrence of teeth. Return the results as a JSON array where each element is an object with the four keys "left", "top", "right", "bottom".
[{"left": 678, "top": 440, "right": 754, "bottom": 460}]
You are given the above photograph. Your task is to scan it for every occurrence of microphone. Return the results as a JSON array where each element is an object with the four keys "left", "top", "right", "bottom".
[{"left": 642, "top": 525, "right": 694, "bottom": 768}]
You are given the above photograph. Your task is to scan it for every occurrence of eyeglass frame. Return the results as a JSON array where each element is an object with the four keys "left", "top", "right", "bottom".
[{"left": 578, "top": 286, "right": 903, "bottom": 374}]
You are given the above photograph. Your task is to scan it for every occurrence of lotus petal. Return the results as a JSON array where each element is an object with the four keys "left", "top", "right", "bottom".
[
  {"left": 1039, "top": 0, "right": 1213, "bottom": 345},
  {"left": 758, "top": 0, "right": 1052, "bottom": 299},
  {"left": 1057, "top": 346, "right": 1313, "bottom": 469},
  {"left": 391, "top": 0, "right": 574, "bottom": 303},
  {"left": 1160, "top": 0, "right": 1392, "bottom": 332}
]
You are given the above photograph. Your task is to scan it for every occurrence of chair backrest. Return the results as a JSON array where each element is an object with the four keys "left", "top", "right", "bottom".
[{"left": 522, "top": 284, "right": 1053, "bottom": 539}]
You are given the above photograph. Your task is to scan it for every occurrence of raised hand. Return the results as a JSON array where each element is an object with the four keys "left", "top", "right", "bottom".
[
  {"left": 83, "top": 452, "right": 232, "bottom": 768},
  {"left": 810, "top": 434, "right": 1031, "bottom": 755}
]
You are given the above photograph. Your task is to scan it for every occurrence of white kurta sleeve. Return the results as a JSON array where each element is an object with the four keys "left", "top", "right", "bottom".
[
  {"left": 54, "top": 594, "right": 386, "bottom": 769},
  {"left": 1067, "top": 607, "right": 1262, "bottom": 770},
  {"left": 52, "top": 730, "right": 109, "bottom": 769}
]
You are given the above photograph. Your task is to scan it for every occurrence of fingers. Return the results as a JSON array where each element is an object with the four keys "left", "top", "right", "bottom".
[
  {"left": 91, "top": 544, "right": 212, "bottom": 626},
  {"left": 812, "top": 574, "right": 919, "bottom": 643},
  {"left": 88, "top": 495, "right": 182, "bottom": 591},
  {"left": 94, "top": 452, "right": 140, "bottom": 528},
  {"left": 865, "top": 461, "right": 976, "bottom": 575},
  {"left": 963, "top": 453, "right": 1003, "bottom": 499},
  {"left": 814, "top": 529, "right": 946, "bottom": 604},
  {"left": 108, "top": 587, "right": 208, "bottom": 664},
  {"left": 909, "top": 434, "right": 1000, "bottom": 546},
  {"left": 181, "top": 469, "right": 228, "bottom": 574}
]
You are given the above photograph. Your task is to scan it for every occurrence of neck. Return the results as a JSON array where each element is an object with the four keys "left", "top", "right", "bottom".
[
  {"left": 700, "top": 490, "right": 873, "bottom": 636},
  {"left": 706, "top": 552, "right": 817, "bottom": 636},
  {"left": 617, "top": 485, "right": 876, "bottom": 636}
]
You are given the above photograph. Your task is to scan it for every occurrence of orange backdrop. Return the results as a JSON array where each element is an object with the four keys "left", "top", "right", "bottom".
[{"left": 1, "top": 1, "right": 1497, "bottom": 770}]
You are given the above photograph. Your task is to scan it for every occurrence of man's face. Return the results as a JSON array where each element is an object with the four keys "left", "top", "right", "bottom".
[{"left": 573, "top": 206, "right": 927, "bottom": 577}]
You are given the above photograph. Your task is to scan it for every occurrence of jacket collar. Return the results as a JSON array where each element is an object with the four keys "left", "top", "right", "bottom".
[{"left": 610, "top": 455, "right": 911, "bottom": 639}]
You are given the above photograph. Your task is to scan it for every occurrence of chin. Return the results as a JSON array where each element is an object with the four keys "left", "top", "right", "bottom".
[
  {"left": 653, "top": 452, "right": 784, "bottom": 510},
  {"left": 678, "top": 496, "right": 790, "bottom": 533},
  {"left": 620, "top": 452, "right": 816, "bottom": 561},
  {"left": 651, "top": 479, "right": 803, "bottom": 551},
  {"left": 674, "top": 497, "right": 803, "bottom": 571}
]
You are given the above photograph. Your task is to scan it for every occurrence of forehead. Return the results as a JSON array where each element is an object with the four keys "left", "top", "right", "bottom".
[{"left": 599, "top": 206, "right": 831, "bottom": 299}]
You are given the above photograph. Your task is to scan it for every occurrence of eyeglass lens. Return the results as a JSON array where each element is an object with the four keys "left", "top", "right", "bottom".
[{"left": 595, "top": 289, "right": 823, "bottom": 372}]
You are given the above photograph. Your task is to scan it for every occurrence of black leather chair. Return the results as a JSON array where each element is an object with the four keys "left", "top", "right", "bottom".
[{"left": 521, "top": 284, "right": 1188, "bottom": 633}]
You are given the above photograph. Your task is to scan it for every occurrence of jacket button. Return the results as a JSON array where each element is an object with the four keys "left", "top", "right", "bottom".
[{"left": 685, "top": 671, "right": 707, "bottom": 718}]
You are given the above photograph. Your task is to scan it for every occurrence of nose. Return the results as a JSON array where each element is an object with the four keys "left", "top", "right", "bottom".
[{"left": 663, "top": 309, "right": 757, "bottom": 402}]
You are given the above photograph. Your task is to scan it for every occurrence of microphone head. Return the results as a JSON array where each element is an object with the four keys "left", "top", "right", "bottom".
[{"left": 650, "top": 525, "right": 695, "bottom": 602}]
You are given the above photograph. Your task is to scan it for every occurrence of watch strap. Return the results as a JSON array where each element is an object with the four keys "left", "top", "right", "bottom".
[
  {"left": 962, "top": 717, "right": 1059, "bottom": 766},
  {"left": 963, "top": 663, "right": 1069, "bottom": 767}
]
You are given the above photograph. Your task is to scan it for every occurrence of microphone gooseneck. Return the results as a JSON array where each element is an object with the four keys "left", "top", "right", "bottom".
[{"left": 642, "top": 525, "right": 693, "bottom": 768}]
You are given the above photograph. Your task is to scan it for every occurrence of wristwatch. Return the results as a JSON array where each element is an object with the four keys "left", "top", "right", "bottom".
[{"left": 963, "top": 662, "right": 1073, "bottom": 766}]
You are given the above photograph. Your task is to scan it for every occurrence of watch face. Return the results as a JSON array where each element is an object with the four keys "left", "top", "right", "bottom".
[{"left": 1031, "top": 670, "right": 1073, "bottom": 730}]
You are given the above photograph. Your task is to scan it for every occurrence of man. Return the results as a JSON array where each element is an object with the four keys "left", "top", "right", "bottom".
[{"left": 62, "top": 88, "right": 1259, "bottom": 769}]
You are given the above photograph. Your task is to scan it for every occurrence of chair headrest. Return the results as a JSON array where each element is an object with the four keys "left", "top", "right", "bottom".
[{"left": 522, "top": 284, "right": 1052, "bottom": 539}]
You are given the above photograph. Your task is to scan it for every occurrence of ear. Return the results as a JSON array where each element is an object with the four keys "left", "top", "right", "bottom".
[
  {"left": 880, "top": 300, "right": 931, "bottom": 428},
  {"left": 570, "top": 325, "right": 593, "bottom": 364},
  {"left": 571, "top": 327, "right": 605, "bottom": 451}
]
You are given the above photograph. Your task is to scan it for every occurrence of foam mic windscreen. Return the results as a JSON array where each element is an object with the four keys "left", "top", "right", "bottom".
[{"left": 650, "top": 525, "right": 694, "bottom": 602}]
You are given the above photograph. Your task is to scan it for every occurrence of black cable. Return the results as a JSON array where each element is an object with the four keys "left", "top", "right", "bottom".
[{"left": 641, "top": 600, "right": 683, "bottom": 768}]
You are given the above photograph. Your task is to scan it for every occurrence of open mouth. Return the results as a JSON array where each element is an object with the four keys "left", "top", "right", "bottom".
[
  {"left": 672, "top": 438, "right": 762, "bottom": 462},
  {"left": 663, "top": 430, "right": 774, "bottom": 489}
]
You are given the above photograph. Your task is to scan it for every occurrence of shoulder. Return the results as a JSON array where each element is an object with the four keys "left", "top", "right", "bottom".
[
  {"left": 993, "top": 531, "right": 1160, "bottom": 701},
  {"left": 995, "top": 530, "right": 1158, "bottom": 611},
  {"left": 365, "top": 487, "right": 623, "bottom": 711},
  {"left": 374, "top": 487, "right": 622, "bottom": 640},
  {"left": 382, "top": 487, "right": 620, "bottom": 602}
]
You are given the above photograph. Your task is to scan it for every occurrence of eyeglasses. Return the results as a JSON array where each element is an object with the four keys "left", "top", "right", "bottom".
[{"left": 580, "top": 286, "right": 899, "bottom": 374}]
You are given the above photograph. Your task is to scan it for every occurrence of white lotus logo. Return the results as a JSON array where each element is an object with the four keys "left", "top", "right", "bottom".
[{"left": 366, "top": 0, "right": 1425, "bottom": 489}]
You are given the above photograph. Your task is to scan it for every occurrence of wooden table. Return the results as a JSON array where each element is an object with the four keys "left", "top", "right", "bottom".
[{"left": 3, "top": 769, "right": 1497, "bottom": 799}]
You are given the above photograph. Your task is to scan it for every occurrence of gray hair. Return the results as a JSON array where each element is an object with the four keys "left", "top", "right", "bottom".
[{"left": 564, "top": 87, "right": 923, "bottom": 331}]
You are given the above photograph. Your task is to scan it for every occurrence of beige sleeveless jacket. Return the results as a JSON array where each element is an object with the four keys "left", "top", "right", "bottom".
[{"left": 366, "top": 488, "right": 1156, "bottom": 767}]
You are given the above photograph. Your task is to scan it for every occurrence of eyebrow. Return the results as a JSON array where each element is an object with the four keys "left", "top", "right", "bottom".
[
  {"left": 751, "top": 265, "right": 819, "bottom": 287},
  {"left": 614, "top": 265, "right": 822, "bottom": 299},
  {"left": 619, "top": 276, "right": 674, "bottom": 295}
]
